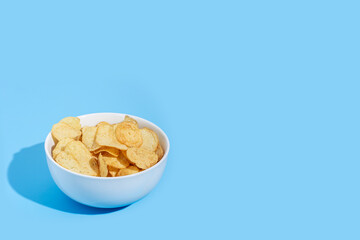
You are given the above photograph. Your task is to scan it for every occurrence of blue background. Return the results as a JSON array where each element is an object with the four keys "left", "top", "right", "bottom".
[{"left": 0, "top": 0, "right": 359, "bottom": 239}]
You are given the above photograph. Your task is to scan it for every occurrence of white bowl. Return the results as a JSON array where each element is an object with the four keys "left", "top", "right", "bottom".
[{"left": 44, "top": 113, "right": 170, "bottom": 208}]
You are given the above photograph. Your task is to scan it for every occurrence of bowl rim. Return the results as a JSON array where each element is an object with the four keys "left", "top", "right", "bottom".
[{"left": 44, "top": 112, "right": 170, "bottom": 180}]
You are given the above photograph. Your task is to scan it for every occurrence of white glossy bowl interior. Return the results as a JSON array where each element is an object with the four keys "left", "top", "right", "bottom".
[{"left": 44, "top": 113, "right": 170, "bottom": 208}]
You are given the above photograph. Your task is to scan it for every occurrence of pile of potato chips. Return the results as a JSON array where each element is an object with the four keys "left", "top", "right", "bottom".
[{"left": 51, "top": 116, "right": 164, "bottom": 177}]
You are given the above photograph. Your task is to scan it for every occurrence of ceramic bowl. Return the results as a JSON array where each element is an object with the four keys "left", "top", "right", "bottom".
[{"left": 44, "top": 113, "right": 169, "bottom": 208}]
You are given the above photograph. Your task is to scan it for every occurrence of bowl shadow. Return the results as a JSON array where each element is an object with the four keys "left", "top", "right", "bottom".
[{"left": 7, "top": 143, "right": 129, "bottom": 214}]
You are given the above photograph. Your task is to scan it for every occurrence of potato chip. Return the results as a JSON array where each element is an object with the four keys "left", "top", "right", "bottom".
[
  {"left": 88, "top": 123, "right": 115, "bottom": 151},
  {"left": 64, "top": 141, "right": 99, "bottom": 176},
  {"left": 112, "top": 124, "right": 119, "bottom": 141},
  {"left": 117, "top": 151, "right": 131, "bottom": 168},
  {"left": 89, "top": 157, "right": 100, "bottom": 175},
  {"left": 90, "top": 138, "right": 101, "bottom": 151},
  {"left": 81, "top": 126, "right": 97, "bottom": 150},
  {"left": 95, "top": 123, "right": 128, "bottom": 150},
  {"left": 126, "top": 147, "right": 158, "bottom": 169},
  {"left": 97, "top": 121, "right": 110, "bottom": 127},
  {"left": 55, "top": 151, "right": 99, "bottom": 176},
  {"left": 115, "top": 121, "right": 142, "bottom": 147},
  {"left": 65, "top": 140, "right": 92, "bottom": 161},
  {"left": 140, "top": 128, "right": 159, "bottom": 152},
  {"left": 54, "top": 151, "right": 80, "bottom": 173},
  {"left": 108, "top": 165, "right": 119, "bottom": 171},
  {"left": 124, "top": 115, "right": 138, "bottom": 127},
  {"left": 108, "top": 166, "right": 119, "bottom": 177},
  {"left": 117, "top": 165, "right": 140, "bottom": 176},
  {"left": 52, "top": 138, "right": 74, "bottom": 159},
  {"left": 100, "top": 152, "right": 129, "bottom": 169},
  {"left": 51, "top": 122, "right": 81, "bottom": 143},
  {"left": 155, "top": 143, "right": 164, "bottom": 160},
  {"left": 121, "top": 150, "right": 127, "bottom": 156},
  {"left": 93, "top": 146, "right": 120, "bottom": 157},
  {"left": 59, "top": 117, "right": 81, "bottom": 130},
  {"left": 98, "top": 153, "right": 109, "bottom": 177}
]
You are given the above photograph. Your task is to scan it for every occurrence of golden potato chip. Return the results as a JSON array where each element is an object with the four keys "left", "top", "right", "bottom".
[
  {"left": 52, "top": 138, "right": 75, "bottom": 159},
  {"left": 81, "top": 126, "right": 97, "bottom": 150},
  {"left": 101, "top": 154, "right": 120, "bottom": 168},
  {"left": 101, "top": 152, "right": 129, "bottom": 169},
  {"left": 124, "top": 115, "right": 138, "bottom": 127},
  {"left": 89, "top": 157, "right": 100, "bottom": 175},
  {"left": 155, "top": 144, "right": 164, "bottom": 160},
  {"left": 59, "top": 117, "right": 81, "bottom": 130},
  {"left": 108, "top": 165, "right": 119, "bottom": 171},
  {"left": 51, "top": 122, "right": 81, "bottom": 143},
  {"left": 89, "top": 123, "right": 115, "bottom": 151},
  {"left": 126, "top": 147, "right": 158, "bottom": 169},
  {"left": 117, "top": 151, "right": 131, "bottom": 168},
  {"left": 90, "top": 140, "right": 101, "bottom": 151},
  {"left": 95, "top": 123, "right": 128, "bottom": 150},
  {"left": 121, "top": 150, "right": 127, "bottom": 156},
  {"left": 93, "top": 146, "right": 120, "bottom": 157},
  {"left": 98, "top": 153, "right": 109, "bottom": 177},
  {"left": 65, "top": 140, "right": 92, "bottom": 160},
  {"left": 140, "top": 128, "right": 159, "bottom": 152},
  {"left": 117, "top": 165, "right": 140, "bottom": 176},
  {"left": 64, "top": 141, "right": 99, "bottom": 176},
  {"left": 115, "top": 121, "right": 142, "bottom": 147},
  {"left": 54, "top": 151, "right": 80, "bottom": 173},
  {"left": 108, "top": 166, "right": 119, "bottom": 177},
  {"left": 97, "top": 121, "right": 110, "bottom": 127},
  {"left": 55, "top": 151, "right": 99, "bottom": 176}
]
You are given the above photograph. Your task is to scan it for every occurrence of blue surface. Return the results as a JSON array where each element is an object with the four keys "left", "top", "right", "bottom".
[{"left": 0, "top": 0, "right": 359, "bottom": 239}]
